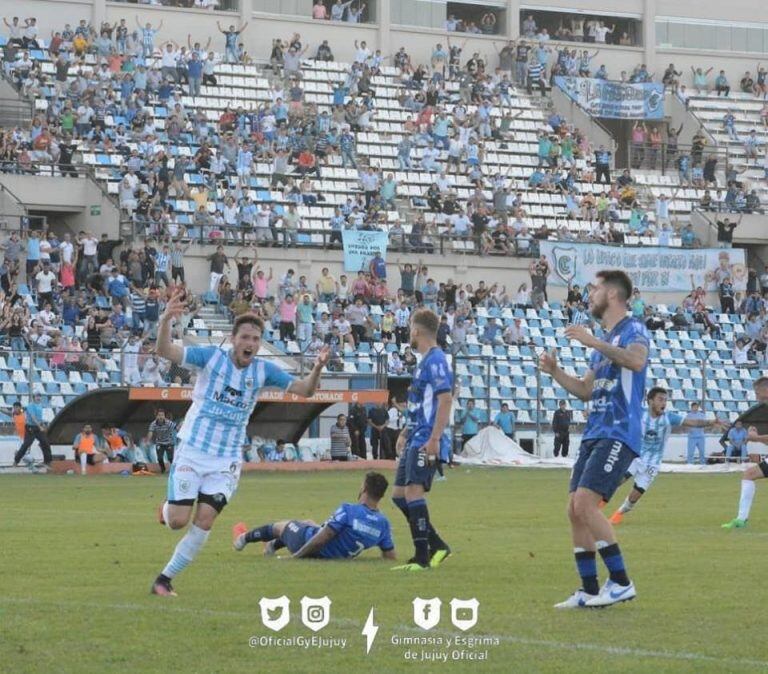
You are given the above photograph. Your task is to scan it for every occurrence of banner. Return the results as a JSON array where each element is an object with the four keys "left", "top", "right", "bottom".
[
  {"left": 342, "top": 229, "right": 389, "bottom": 272},
  {"left": 129, "top": 388, "right": 389, "bottom": 404},
  {"left": 539, "top": 242, "right": 747, "bottom": 292},
  {"left": 554, "top": 76, "right": 664, "bottom": 120}
]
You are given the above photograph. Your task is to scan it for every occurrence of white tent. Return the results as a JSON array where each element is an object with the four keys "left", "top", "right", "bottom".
[{"left": 460, "top": 427, "right": 544, "bottom": 466}]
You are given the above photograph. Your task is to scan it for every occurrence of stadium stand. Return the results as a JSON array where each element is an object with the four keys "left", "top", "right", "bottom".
[{"left": 0, "top": 14, "right": 765, "bottom": 443}]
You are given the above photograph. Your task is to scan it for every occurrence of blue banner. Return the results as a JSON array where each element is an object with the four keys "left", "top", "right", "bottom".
[
  {"left": 539, "top": 241, "right": 747, "bottom": 292},
  {"left": 342, "top": 230, "right": 389, "bottom": 273},
  {"left": 554, "top": 76, "right": 664, "bottom": 120}
]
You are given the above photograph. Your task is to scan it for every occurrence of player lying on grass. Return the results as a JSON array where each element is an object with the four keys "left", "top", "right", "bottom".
[
  {"left": 722, "top": 376, "right": 768, "bottom": 530},
  {"left": 609, "top": 387, "right": 724, "bottom": 524},
  {"left": 232, "top": 471, "right": 395, "bottom": 559},
  {"left": 151, "top": 289, "right": 329, "bottom": 597}
]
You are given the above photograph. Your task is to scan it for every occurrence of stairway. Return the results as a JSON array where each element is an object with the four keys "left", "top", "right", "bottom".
[{"left": 196, "top": 304, "right": 234, "bottom": 334}]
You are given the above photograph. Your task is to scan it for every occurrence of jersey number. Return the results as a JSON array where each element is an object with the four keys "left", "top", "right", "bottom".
[{"left": 347, "top": 542, "right": 365, "bottom": 558}]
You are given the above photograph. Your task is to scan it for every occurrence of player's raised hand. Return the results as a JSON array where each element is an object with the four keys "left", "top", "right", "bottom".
[
  {"left": 538, "top": 349, "right": 558, "bottom": 375},
  {"left": 160, "top": 288, "right": 186, "bottom": 322},
  {"left": 564, "top": 325, "right": 596, "bottom": 347},
  {"left": 314, "top": 345, "right": 330, "bottom": 369}
]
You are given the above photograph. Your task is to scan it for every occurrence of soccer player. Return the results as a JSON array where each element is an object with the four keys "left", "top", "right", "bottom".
[
  {"left": 609, "top": 387, "right": 723, "bottom": 524},
  {"left": 390, "top": 308, "right": 453, "bottom": 571},
  {"left": 231, "top": 471, "right": 395, "bottom": 559},
  {"left": 539, "top": 270, "right": 649, "bottom": 608},
  {"left": 150, "top": 289, "right": 329, "bottom": 596},
  {"left": 721, "top": 376, "right": 768, "bottom": 529}
]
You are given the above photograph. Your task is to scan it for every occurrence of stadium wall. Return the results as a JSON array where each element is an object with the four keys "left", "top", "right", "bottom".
[
  {"left": 159, "top": 245, "right": 722, "bottom": 306},
  {"left": 2, "top": 0, "right": 766, "bottom": 84}
]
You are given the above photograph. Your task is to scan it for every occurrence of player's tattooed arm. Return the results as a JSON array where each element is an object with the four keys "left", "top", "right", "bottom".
[
  {"left": 564, "top": 326, "right": 648, "bottom": 372},
  {"left": 539, "top": 349, "right": 594, "bottom": 402},
  {"left": 292, "top": 525, "right": 337, "bottom": 559}
]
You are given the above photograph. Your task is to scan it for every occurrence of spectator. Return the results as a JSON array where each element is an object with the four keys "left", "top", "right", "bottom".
[
  {"left": 551, "top": 400, "right": 572, "bottom": 457},
  {"left": 329, "top": 413, "right": 352, "bottom": 461},
  {"left": 493, "top": 402, "right": 516, "bottom": 441},
  {"left": 367, "top": 402, "right": 389, "bottom": 460},
  {"left": 459, "top": 399, "right": 481, "bottom": 449}
]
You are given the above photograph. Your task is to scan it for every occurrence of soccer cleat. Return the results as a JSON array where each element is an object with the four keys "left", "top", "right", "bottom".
[
  {"left": 430, "top": 546, "right": 451, "bottom": 568},
  {"left": 583, "top": 580, "right": 636, "bottom": 608},
  {"left": 390, "top": 562, "right": 430, "bottom": 572},
  {"left": 609, "top": 511, "right": 624, "bottom": 525},
  {"left": 150, "top": 575, "right": 177, "bottom": 597},
  {"left": 232, "top": 522, "right": 248, "bottom": 551},
  {"left": 721, "top": 518, "right": 748, "bottom": 529},
  {"left": 554, "top": 589, "right": 596, "bottom": 609},
  {"left": 263, "top": 540, "right": 277, "bottom": 557}
]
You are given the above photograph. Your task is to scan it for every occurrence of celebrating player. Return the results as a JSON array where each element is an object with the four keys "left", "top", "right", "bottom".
[
  {"left": 151, "top": 289, "right": 329, "bottom": 596},
  {"left": 721, "top": 376, "right": 768, "bottom": 529},
  {"left": 609, "top": 387, "right": 723, "bottom": 524},
  {"left": 390, "top": 308, "right": 452, "bottom": 571},
  {"left": 539, "top": 270, "right": 649, "bottom": 608},
  {"left": 231, "top": 471, "right": 395, "bottom": 559}
]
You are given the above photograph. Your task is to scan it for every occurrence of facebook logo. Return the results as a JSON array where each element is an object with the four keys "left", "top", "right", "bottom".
[{"left": 412, "top": 597, "right": 441, "bottom": 630}]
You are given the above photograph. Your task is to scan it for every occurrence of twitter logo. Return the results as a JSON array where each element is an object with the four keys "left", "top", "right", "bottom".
[{"left": 259, "top": 596, "right": 291, "bottom": 632}]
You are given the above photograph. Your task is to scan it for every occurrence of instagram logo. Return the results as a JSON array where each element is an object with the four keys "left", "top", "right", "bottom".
[{"left": 300, "top": 596, "right": 331, "bottom": 632}]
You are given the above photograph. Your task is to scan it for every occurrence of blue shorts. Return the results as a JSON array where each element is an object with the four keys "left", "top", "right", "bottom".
[
  {"left": 280, "top": 520, "right": 319, "bottom": 555},
  {"left": 569, "top": 438, "right": 636, "bottom": 500},
  {"left": 395, "top": 442, "right": 437, "bottom": 492}
]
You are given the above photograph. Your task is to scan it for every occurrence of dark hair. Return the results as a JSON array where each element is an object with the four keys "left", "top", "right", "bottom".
[
  {"left": 232, "top": 313, "right": 265, "bottom": 336},
  {"left": 755, "top": 376, "right": 768, "bottom": 389},
  {"left": 647, "top": 386, "right": 668, "bottom": 401},
  {"left": 596, "top": 269, "right": 633, "bottom": 302},
  {"left": 411, "top": 307, "right": 439, "bottom": 336},
  {"left": 364, "top": 471, "right": 389, "bottom": 500}
]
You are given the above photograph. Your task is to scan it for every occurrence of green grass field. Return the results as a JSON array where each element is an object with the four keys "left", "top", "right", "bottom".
[{"left": 2, "top": 467, "right": 768, "bottom": 674}]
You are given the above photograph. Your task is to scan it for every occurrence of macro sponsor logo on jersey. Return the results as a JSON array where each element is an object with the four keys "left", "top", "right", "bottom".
[{"left": 213, "top": 385, "right": 249, "bottom": 409}]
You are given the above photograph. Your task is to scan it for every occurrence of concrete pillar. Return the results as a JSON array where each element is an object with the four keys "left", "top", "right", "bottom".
[
  {"left": 507, "top": 0, "right": 519, "bottom": 40},
  {"left": 378, "top": 0, "right": 391, "bottom": 57},
  {"left": 643, "top": 0, "right": 656, "bottom": 74},
  {"left": 240, "top": 0, "right": 250, "bottom": 26},
  {"left": 93, "top": 0, "right": 106, "bottom": 32}
]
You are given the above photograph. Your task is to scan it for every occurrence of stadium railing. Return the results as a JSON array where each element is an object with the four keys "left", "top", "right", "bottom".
[{"left": 625, "top": 142, "right": 730, "bottom": 176}]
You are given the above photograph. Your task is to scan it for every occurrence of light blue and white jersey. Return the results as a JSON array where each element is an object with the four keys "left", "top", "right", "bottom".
[
  {"left": 179, "top": 347, "right": 294, "bottom": 459},
  {"left": 640, "top": 410, "right": 683, "bottom": 466}
]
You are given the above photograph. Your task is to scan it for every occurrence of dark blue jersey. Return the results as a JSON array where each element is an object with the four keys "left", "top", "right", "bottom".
[
  {"left": 406, "top": 347, "right": 453, "bottom": 448},
  {"left": 317, "top": 502, "right": 394, "bottom": 559},
  {"left": 582, "top": 317, "right": 650, "bottom": 454}
]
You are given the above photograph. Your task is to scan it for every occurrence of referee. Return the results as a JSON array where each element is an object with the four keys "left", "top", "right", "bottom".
[
  {"left": 13, "top": 394, "right": 52, "bottom": 467},
  {"left": 149, "top": 408, "right": 175, "bottom": 473}
]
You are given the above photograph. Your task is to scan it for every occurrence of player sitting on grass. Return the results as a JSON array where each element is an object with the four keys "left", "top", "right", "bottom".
[
  {"left": 232, "top": 471, "right": 395, "bottom": 559},
  {"left": 722, "top": 376, "right": 768, "bottom": 529},
  {"left": 609, "top": 387, "right": 723, "bottom": 524}
]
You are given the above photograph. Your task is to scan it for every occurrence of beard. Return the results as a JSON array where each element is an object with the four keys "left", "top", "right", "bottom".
[{"left": 590, "top": 297, "right": 607, "bottom": 320}]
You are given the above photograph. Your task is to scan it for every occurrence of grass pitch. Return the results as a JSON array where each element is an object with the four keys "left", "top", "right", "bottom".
[{"left": 2, "top": 467, "right": 767, "bottom": 673}]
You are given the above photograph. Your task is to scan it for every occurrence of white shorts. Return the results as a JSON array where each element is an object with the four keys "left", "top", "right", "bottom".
[
  {"left": 167, "top": 444, "right": 242, "bottom": 506},
  {"left": 627, "top": 457, "right": 660, "bottom": 492}
]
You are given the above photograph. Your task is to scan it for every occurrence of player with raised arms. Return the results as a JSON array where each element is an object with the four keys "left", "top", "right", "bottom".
[
  {"left": 539, "top": 269, "right": 649, "bottom": 608},
  {"left": 390, "top": 307, "right": 453, "bottom": 571},
  {"left": 721, "top": 376, "right": 768, "bottom": 529},
  {"left": 150, "top": 289, "right": 329, "bottom": 596},
  {"left": 231, "top": 471, "right": 396, "bottom": 560},
  {"left": 609, "top": 387, "right": 724, "bottom": 524}
]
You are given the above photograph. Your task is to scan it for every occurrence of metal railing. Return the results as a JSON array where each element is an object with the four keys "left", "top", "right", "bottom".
[
  {"left": 625, "top": 141, "right": 729, "bottom": 176},
  {"left": 451, "top": 352, "right": 738, "bottom": 453},
  {"left": 122, "top": 218, "right": 542, "bottom": 258}
]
